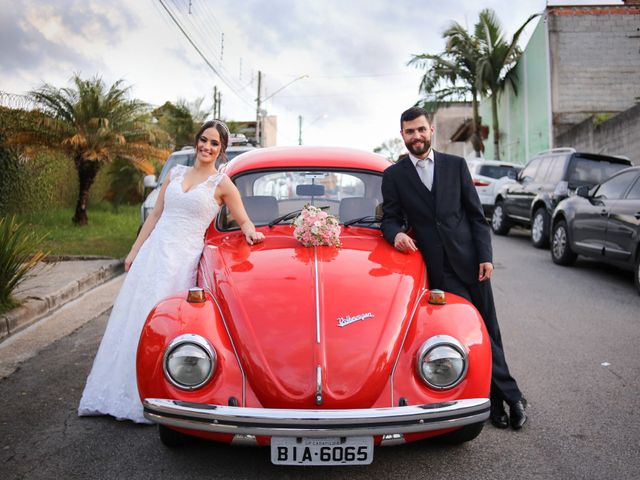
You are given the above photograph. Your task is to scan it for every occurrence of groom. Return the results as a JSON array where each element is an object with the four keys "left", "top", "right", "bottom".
[{"left": 380, "top": 106, "right": 527, "bottom": 430}]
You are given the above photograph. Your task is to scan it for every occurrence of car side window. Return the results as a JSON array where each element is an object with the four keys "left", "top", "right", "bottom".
[
  {"left": 542, "top": 156, "right": 565, "bottom": 183},
  {"left": 520, "top": 158, "right": 541, "bottom": 182},
  {"left": 594, "top": 171, "right": 638, "bottom": 200},
  {"left": 625, "top": 175, "right": 640, "bottom": 200}
]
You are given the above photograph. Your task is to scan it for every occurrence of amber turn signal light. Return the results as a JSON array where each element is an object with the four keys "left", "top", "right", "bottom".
[
  {"left": 187, "top": 287, "right": 206, "bottom": 303},
  {"left": 428, "top": 289, "right": 446, "bottom": 305}
]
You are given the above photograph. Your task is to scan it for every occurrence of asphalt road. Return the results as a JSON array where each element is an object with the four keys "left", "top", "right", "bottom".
[{"left": 1, "top": 230, "right": 639, "bottom": 479}]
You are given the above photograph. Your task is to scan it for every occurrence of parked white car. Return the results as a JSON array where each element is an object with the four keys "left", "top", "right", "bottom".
[
  {"left": 466, "top": 159, "right": 522, "bottom": 215},
  {"left": 140, "top": 136, "right": 255, "bottom": 226}
]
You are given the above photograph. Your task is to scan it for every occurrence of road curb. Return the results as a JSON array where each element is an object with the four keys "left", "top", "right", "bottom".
[{"left": 0, "top": 259, "right": 124, "bottom": 342}]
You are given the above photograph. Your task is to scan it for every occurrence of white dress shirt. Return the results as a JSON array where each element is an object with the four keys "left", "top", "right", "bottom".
[{"left": 409, "top": 150, "right": 435, "bottom": 190}]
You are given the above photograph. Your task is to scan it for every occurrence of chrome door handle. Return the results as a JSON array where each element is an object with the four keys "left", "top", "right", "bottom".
[{"left": 635, "top": 212, "right": 640, "bottom": 220}]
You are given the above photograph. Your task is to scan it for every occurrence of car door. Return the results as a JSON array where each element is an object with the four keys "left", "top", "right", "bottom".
[
  {"left": 604, "top": 171, "right": 640, "bottom": 263},
  {"left": 508, "top": 157, "right": 543, "bottom": 221}
]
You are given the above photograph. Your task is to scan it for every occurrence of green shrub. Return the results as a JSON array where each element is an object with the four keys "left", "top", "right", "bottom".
[
  {"left": 0, "top": 215, "right": 47, "bottom": 312},
  {"left": 105, "top": 157, "right": 145, "bottom": 210}
]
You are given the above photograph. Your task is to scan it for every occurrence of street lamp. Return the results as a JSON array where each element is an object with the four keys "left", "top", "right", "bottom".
[{"left": 256, "top": 73, "right": 308, "bottom": 147}]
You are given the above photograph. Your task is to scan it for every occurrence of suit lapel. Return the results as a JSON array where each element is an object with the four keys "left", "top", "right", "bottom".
[{"left": 400, "top": 156, "right": 436, "bottom": 210}]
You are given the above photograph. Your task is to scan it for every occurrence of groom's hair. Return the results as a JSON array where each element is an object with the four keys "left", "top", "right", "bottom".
[{"left": 400, "top": 106, "right": 432, "bottom": 127}]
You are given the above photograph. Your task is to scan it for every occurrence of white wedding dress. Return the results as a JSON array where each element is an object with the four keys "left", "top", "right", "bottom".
[{"left": 78, "top": 165, "right": 224, "bottom": 423}]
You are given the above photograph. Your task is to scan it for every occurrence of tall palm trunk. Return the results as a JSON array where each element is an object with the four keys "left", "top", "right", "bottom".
[
  {"left": 471, "top": 89, "right": 482, "bottom": 158},
  {"left": 491, "top": 94, "right": 500, "bottom": 160},
  {"left": 73, "top": 157, "right": 101, "bottom": 225}
]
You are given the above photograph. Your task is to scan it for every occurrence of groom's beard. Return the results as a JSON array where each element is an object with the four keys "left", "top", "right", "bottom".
[{"left": 405, "top": 138, "right": 431, "bottom": 157}]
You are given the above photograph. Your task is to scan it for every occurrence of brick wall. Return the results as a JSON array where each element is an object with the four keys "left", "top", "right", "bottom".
[
  {"left": 555, "top": 103, "right": 640, "bottom": 165},
  {"left": 548, "top": 6, "right": 640, "bottom": 137}
]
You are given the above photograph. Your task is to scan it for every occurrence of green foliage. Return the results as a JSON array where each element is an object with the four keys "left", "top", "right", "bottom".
[
  {"left": 593, "top": 113, "right": 613, "bottom": 125},
  {"left": 15, "top": 202, "right": 139, "bottom": 258},
  {"left": 106, "top": 156, "right": 145, "bottom": 210},
  {"left": 373, "top": 138, "right": 406, "bottom": 162},
  {"left": 0, "top": 215, "right": 47, "bottom": 312},
  {"left": 153, "top": 101, "right": 196, "bottom": 148},
  {"left": 0, "top": 143, "right": 110, "bottom": 215}
]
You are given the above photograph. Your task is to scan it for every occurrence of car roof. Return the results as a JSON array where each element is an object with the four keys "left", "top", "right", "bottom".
[
  {"left": 466, "top": 159, "right": 520, "bottom": 167},
  {"left": 223, "top": 146, "right": 391, "bottom": 176}
]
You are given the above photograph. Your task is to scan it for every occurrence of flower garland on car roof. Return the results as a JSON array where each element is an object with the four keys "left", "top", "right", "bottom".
[{"left": 293, "top": 204, "right": 342, "bottom": 248}]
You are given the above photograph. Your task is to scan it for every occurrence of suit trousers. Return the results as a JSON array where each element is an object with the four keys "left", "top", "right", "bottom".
[{"left": 439, "top": 257, "right": 522, "bottom": 406}]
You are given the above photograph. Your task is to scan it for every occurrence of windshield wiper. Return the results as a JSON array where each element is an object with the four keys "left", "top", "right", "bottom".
[
  {"left": 268, "top": 205, "right": 330, "bottom": 227},
  {"left": 343, "top": 215, "right": 382, "bottom": 227}
]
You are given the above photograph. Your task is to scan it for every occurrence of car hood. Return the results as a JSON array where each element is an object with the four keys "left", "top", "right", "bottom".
[{"left": 202, "top": 231, "right": 425, "bottom": 408}]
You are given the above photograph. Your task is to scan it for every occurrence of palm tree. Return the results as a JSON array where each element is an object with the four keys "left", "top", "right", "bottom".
[
  {"left": 475, "top": 9, "right": 539, "bottom": 159},
  {"left": 8, "top": 75, "right": 168, "bottom": 225},
  {"left": 409, "top": 21, "right": 485, "bottom": 157}
]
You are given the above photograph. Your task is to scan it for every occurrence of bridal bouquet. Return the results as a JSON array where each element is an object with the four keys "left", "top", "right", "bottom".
[{"left": 293, "top": 204, "right": 342, "bottom": 247}]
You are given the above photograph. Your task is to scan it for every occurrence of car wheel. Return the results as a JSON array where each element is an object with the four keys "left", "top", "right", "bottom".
[
  {"left": 158, "top": 425, "right": 191, "bottom": 447},
  {"left": 491, "top": 201, "right": 511, "bottom": 235},
  {"left": 437, "top": 422, "right": 484, "bottom": 445},
  {"left": 531, "top": 208, "right": 550, "bottom": 249},
  {"left": 635, "top": 252, "right": 640, "bottom": 296},
  {"left": 551, "top": 219, "right": 577, "bottom": 265}
]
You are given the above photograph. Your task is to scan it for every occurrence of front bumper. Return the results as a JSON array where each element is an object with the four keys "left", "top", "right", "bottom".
[{"left": 143, "top": 398, "right": 490, "bottom": 437}]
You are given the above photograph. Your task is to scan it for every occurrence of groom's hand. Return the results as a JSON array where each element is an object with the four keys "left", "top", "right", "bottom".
[
  {"left": 478, "top": 262, "right": 493, "bottom": 281},
  {"left": 394, "top": 232, "right": 417, "bottom": 253}
]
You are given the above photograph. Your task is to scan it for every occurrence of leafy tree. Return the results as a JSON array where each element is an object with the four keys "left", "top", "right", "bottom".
[
  {"left": 409, "top": 21, "right": 485, "bottom": 157},
  {"left": 374, "top": 138, "right": 406, "bottom": 162},
  {"left": 4, "top": 75, "right": 168, "bottom": 225},
  {"left": 152, "top": 101, "right": 195, "bottom": 149},
  {"left": 475, "top": 9, "right": 539, "bottom": 159}
]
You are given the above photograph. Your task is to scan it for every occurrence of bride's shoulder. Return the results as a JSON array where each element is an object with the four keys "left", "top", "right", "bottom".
[{"left": 169, "top": 164, "right": 190, "bottom": 180}]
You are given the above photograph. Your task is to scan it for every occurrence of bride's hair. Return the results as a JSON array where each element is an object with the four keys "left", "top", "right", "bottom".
[{"left": 194, "top": 120, "right": 229, "bottom": 162}]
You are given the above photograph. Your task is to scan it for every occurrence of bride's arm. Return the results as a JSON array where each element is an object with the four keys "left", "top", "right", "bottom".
[
  {"left": 217, "top": 177, "right": 264, "bottom": 245},
  {"left": 124, "top": 174, "right": 171, "bottom": 271}
]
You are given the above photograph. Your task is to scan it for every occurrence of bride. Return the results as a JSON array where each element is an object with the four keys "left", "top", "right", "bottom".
[{"left": 78, "top": 120, "right": 263, "bottom": 423}]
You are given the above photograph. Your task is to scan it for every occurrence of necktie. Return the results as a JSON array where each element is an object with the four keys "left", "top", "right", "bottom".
[{"left": 416, "top": 159, "right": 433, "bottom": 190}]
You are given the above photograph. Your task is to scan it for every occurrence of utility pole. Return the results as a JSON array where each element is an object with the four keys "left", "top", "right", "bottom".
[
  {"left": 212, "top": 86, "right": 218, "bottom": 118},
  {"left": 256, "top": 70, "right": 262, "bottom": 147},
  {"left": 216, "top": 91, "right": 221, "bottom": 118},
  {"left": 298, "top": 115, "right": 303, "bottom": 145}
]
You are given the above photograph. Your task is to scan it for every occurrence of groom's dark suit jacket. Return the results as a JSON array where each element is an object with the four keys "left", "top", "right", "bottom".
[{"left": 381, "top": 151, "right": 492, "bottom": 288}]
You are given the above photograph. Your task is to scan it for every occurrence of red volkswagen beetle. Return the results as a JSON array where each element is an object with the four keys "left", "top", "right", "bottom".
[{"left": 136, "top": 147, "right": 492, "bottom": 466}]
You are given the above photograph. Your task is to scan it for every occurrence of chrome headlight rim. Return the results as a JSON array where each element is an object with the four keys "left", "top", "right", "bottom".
[
  {"left": 163, "top": 334, "right": 216, "bottom": 390},
  {"left": 416, "top": 335, "right": 468, "bottom": 390}
]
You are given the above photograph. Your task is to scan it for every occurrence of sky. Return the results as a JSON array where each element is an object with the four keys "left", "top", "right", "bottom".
[{"left": 0, "top": 0, "right": 623, "bottom": 151}]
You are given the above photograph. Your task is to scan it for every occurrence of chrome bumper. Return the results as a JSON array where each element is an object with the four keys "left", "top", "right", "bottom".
[{"left": 143, "top": 398, "right": 490, "bottom": 437}]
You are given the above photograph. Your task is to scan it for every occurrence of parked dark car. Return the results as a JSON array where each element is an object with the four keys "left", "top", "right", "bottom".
[
  {"left": 491, "top": 148, "right": 632, "bottom": 248},
  {"left": 550, "top": 166, "right": 640, "bottom": 294}
]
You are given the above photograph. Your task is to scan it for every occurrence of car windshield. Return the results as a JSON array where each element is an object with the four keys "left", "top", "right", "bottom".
[
  {"left": 478, "top": 165, "right": 520, "bottom": 179},
  {"left": 567, "top": 157, "right": 630, "bottom": 186},
  {"left": 157, "top": 151, "right": 195, "bottom": 184},
  {"left": 218, "top": 168, "right": 384, "bottom": 230}
]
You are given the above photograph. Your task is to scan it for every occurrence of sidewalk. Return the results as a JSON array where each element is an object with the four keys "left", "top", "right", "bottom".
[{"left": 0, "top": 257, "right": 124, "bottom": 343}]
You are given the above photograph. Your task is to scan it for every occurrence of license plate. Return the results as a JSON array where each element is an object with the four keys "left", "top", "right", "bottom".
[{"left": 270, "top": 436, "right": 373, "bottom": 465}]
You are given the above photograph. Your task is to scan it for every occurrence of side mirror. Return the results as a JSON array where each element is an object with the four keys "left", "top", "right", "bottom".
[
  {"left": 507, "top": 170, "right": 517, "bottom": 180},
  {"left": 143, "top": 175, "right": 157, "bottom": 189},
  {"left": 576, "top": 185, "right": 590, "bottom": 198}
]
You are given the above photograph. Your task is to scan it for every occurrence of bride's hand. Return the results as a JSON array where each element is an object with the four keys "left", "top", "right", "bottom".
[
  {"left": 124, "top": 250, "right": 138, "bottom": 272},
  {"left": 245, "top": 231, "right": 265, "bottom": 245}
]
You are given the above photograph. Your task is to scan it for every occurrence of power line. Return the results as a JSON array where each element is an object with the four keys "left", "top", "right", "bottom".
[{"left": 156, "top": 0, "right": 255, "bottom": 109}]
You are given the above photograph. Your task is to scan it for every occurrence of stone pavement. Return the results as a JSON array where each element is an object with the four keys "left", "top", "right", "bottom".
[{"left": 0, "top": 258, "right": 123, "bottom": 342}]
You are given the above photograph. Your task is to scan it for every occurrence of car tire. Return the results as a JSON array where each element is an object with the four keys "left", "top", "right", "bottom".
[
  {"left": 158, "top": 425, "right": 191, "bottom": 447},
  {"left": 531, "top": 208, "right": 550, "bottom": 249},
  {"left": 437, "top": 422, "right": 484, "bottom": 445},
  {"left": 551, "top": 220, "right": 577, "bottom": 265},
  {"left": 491, "top": 201, "right": 511, "bottom": 235}
]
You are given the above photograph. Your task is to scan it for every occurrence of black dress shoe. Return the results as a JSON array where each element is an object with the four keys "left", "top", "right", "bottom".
[
  {"left": 490, "top": 399, "right": 509, "bottom": 429},
  {"left": 509, "top": 398, "right": 527, "bottom": 430}
]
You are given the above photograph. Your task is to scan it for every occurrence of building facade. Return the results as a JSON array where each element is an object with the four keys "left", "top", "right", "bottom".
[{"left": 481, "top": 2, "right": 640, "bottom": 164}]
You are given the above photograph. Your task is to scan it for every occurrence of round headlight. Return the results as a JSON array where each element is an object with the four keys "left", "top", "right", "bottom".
[
  {"left": 163, "top": 334, "right": 216, "bottom": 390},
  {"left": 416, "top": 336, "right": 467, "bottom": 390}
]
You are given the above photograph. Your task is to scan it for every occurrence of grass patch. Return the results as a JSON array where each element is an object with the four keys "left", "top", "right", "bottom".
[{"left": 15, "top": 202, "right": 140, "bottom": 258}]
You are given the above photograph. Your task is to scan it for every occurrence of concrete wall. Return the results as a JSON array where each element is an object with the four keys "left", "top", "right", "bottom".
[
  {"left": 548, "top": 5, "right": 640, "bottom": 136},
  {"left": 432, "top": 103, "right": 475, "bottom": 158},
  {"left": 555, "top": 103, "right": 640, "bottom": 165}
]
